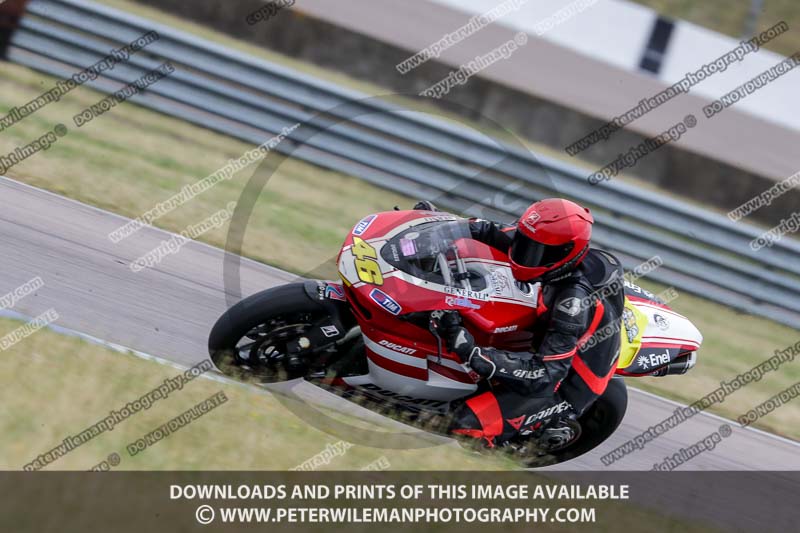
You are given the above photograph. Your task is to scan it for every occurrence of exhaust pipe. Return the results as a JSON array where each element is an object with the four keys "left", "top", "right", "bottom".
[{"left": 651, "top": 351, "right": 697, "bottom": 377}]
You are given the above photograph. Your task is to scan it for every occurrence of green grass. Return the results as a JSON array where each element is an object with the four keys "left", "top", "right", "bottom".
[
  {"left": 0, "top": 315, "right": 509, "bottom": 470},
  {"left": 0, "top": 316, "right": 731, "bottom": 532},
  {"left": 630, "top": 0, "right": 800, "bottom": 57},
  {"left": 0, "top": 318, "right": 724, "bottom": 533},
  {"left": 0, "top": 7, "right": 798, "bottom": 442}
]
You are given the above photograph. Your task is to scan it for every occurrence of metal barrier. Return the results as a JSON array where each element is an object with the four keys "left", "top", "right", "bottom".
[{"left": 8, "top": 0, "right": 800, "bottom": 329}]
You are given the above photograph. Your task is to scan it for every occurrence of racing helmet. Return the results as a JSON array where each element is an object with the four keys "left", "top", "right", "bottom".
[{"left": 509, "top": 198, "right": 594, "bottom": 282}]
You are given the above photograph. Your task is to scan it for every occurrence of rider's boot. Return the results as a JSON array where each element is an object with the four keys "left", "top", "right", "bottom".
[{"left": 535, "top": 410, "right": 578, "bottom": 451}]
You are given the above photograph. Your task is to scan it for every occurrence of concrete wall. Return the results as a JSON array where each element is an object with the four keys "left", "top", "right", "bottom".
[
  {"left": 432, "top": 0, "right": 800, "bottom": 134},
  {"left": 130, "top": 0, "right": 800, "bottom": 226}
]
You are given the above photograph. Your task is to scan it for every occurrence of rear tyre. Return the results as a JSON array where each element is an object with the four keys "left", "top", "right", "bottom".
[{"left": 523, "top": 378, "right": 628, "bottom": 467}]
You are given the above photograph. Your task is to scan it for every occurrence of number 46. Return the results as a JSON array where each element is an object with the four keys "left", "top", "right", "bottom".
[{"left": 352, "top": 237, "right": 383, "bottom": 285}]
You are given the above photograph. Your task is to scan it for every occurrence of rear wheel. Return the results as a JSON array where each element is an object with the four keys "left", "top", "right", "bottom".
[{"left": 520, "top": 378, "right": 628, "bottom": 467}]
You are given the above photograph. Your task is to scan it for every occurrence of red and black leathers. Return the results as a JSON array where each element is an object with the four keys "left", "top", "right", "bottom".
[{"left": 448, "top": 219, "right": 625, "bottom": 444}]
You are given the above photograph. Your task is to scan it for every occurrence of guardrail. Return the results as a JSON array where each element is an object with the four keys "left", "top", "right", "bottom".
[{"left": 8, "top": 0, "right": 800, "bottom": 329}]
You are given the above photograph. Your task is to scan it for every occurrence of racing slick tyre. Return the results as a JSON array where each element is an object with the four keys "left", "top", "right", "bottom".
[
  {"left": 523, "top": 377, "right": 628, "bottom": 467},
  {"left": 208, "top": 282, "right": 353, "bottom": 384}
]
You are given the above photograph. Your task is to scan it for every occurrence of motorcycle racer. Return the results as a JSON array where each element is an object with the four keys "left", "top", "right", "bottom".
[
  {"left": 210, "top": 197, "right": 702, "bottom": 466},
  {"left": 415, "top": 199, "right": 626, "bottom": 449}
]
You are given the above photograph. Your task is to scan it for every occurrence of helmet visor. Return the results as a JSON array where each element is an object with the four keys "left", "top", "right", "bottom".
[{"left": 510, "top": 234, "right": 574, "bottom": 268}]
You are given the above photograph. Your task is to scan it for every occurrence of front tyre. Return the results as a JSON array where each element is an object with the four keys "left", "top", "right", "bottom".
[{"left": 208, "top": 282, "right": 351, "bottom": 384}]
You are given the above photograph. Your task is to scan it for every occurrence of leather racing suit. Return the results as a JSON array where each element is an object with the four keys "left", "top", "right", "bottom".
[{"left": 446, "top": 218, "right": 626, "bottom": 446}]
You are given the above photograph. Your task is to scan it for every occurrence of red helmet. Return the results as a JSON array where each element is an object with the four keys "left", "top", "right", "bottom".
[{"left": 509, "top": 198, "right": 594, "bottom": 282}]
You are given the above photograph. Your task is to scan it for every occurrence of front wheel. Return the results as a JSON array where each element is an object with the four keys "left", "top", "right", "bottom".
[{"left": 208, "top": 282, "right": 353, "bottom": 384}]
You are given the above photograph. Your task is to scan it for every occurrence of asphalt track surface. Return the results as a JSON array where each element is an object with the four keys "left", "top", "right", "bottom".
[{"left": 1, "top": 175, "right": 798, "bottom": 471}]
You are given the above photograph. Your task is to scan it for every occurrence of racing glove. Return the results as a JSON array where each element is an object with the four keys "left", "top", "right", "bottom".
[
  {"left": 412, "top": 200, "right": 439, "bottom": 211},
  {"left": 438, "top": 316, "right": 550, "bottom": 393},
  {"left": 436, "top": 311, "right": 473, "bottom": 359},
  {"left": 441, "top": 324, "right": 497, "bottom": 379},
  {"left": 466, "top": 345, "right": 553, "bottom": 395}
]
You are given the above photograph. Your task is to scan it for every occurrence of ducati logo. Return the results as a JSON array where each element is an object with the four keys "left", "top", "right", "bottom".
[{"left": 378, "top": 339, "right": 417, "bottom": 355}]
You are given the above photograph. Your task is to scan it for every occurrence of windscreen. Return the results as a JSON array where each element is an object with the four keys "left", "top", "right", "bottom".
[{"left": 381, "top": 220, "right": 486, "bottom": 290}]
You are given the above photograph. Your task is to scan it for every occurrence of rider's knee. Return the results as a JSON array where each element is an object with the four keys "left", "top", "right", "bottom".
[{"left": 449, "top": 402, "right": 481, "bottom": 432}]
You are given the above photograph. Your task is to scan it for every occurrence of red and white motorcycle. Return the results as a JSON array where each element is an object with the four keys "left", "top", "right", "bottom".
[{"left": 209, "top": 210, "right": 702, "bottom": 466}]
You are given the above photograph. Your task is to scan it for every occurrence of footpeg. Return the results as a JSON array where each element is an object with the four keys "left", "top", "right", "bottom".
[
  {"left": 538, "top": 425, "right": 575, "bottom": 451},
  {"left": 285, "top": 337, "right": 311, "bottom": 373}
]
